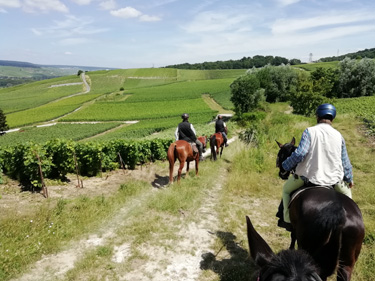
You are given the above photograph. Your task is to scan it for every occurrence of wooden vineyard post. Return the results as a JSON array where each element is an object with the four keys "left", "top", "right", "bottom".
[
  {"left": 118, "top": 152, "right": 126, "bottom": 174},
  {"left": 35, "top": 152, "right": 48, "bottom": 198},
  {"left": 73, "top": 152, "right": 81, "bottom": 188}
]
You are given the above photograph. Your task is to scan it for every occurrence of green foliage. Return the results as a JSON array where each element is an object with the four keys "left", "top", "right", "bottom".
[
  {"left": 0, "top": 123, "right": 121, "bottom": 147},
  {"left": 252, "top": 64, "right": 299, "bottom": 103},
  {"left": 0, "top": 108, "right": 9, "bottom": 131},
  {"left": 2, "top": 143, "right": 52, "bottom": 187},
  {"left": 230, "top": 74, "right": 264, "bottom": 114},
  {"left": 0, "top": 138, "right": 173, "bottom": 185},
  {"left": 337, "top": 58, "right": 375, "bottom": 98},
  {"left": 289, "top": 81, "right": 328, "bottom": 116},
  {"left": 310, "top": 67, "right": 339, "bottom": 98}
]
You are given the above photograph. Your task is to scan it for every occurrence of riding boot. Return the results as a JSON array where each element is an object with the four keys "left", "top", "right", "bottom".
[
  {"left": 199, "top": 147, "right": 204, "bottom": 161},
  {"left": 224, "top": 137, "right": 229, "bottom": 147}
]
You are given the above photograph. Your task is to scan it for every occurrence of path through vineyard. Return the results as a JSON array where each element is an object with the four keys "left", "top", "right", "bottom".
[{"left": 6, "top": 137, "right": 261, "bottom": 281}]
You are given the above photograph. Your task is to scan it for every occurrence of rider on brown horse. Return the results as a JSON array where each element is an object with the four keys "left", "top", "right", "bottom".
[
  {"left": 215, "top": 115, "right": 228, "bottom": 147},
  {"left": 175, "top": 113, "right": 204, "bottom": 161},
  {"left": 278, "top": 103, "right": 354, "bottom": 231}
]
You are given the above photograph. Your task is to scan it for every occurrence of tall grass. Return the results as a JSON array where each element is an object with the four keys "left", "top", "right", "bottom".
[{"left": 0, "top": 181, "right": 149, "bottom": 280}]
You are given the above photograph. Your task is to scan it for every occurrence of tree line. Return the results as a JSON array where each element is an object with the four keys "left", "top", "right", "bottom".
[
  {"left": 164, "top": 55, "right": 302, "bottom": 70},
  {"left": 230, "top": 57, "right": 375, "bottom": 117}
]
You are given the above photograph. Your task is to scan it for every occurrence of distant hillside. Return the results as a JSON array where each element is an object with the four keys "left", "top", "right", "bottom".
[
  {"left": 0, "top": 60, "right": 40, "bottom": 68},
  {"left": 320, "top": 47, "right": 375, "bottom": 62},
  {"left": 0, "top": 60, "right": 117, "bottom": 88}
]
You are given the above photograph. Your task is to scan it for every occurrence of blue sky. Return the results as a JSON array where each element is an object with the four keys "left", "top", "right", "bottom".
[{"left": 1, "top": 0, "right": 374, "bottom": 69}]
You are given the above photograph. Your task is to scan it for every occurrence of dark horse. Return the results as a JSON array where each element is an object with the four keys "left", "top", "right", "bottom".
[
  {"left": 274, "top": 137, "right": 365, "bottom": 281},
  {"left": 167, "top": 136, "right": 207, "bottom": 184},
  {"left": 209, "top": 132, "right": 224, "bottom": 161},
  {"left": 246, "top": 215, "right": 323, "bottom": 281}
]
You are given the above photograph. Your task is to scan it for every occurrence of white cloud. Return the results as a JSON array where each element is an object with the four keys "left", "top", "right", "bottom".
[
  {"left": 110, "top": 6, "right": 161, "bottom": 21},
  {"left": 65, "top": 51, "right": 73, "bottom": 55},
  {"left": 183, "top": 11, "right": 250, "bottom": 33},
  {"left": 275, "top": 0, "right": 300, "bottom": 7},
  {"left": 58, "top": 37, "right": 91, "bottom": 45},
  {"left": 0, "top": 0, "right": 21, "bottom": 8},
  {"left": 32, "top": 15, "right": 108, "bottom": 40},
  {"left": 140, "top": 14, "right": 161, "bottom": 22},
  {"left": 22, "top": 0, "right": 68, "bottom": 13},
  {"left": 110, "top": 7, "right": 142, "bottom": 18},
  {"left": 272, "top": 11, "right": 375, "bottom": 34},
  {"left": 99, "top": 0, "right": 116, "bottom": 10},
  {"left": 70, "top": 0, "right": 93, "bottom": 5}
]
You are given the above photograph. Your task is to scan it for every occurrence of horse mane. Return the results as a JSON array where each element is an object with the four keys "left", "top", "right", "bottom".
[{"left": 258, "top": 249, "right": 322, "bottom": 281}]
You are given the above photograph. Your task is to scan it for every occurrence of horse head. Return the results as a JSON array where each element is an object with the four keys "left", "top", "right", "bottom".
[
  {"left": 198, "top": 135, "right": 208, "bottom": 153},
  {"left": 246, "top": 216, "right": 322, "bottom": 281},
  {"left": 275, "top": 137, "right": 297, "bottom": 180}
]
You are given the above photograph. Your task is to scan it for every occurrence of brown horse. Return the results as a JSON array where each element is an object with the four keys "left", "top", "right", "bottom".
[
  {"left": 274, "top": 138, "right": 365, "bottom": 281},
  {"left": 209, "top": 132, "right": 224, "bottom": 161},
  {"left": 167, "top": 136, "right": 207, "bottom": 184}
]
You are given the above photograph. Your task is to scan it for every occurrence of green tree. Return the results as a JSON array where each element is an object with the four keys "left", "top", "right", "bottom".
[
  {"left": 310, "top": 67, "right": 339, "bottom": 98},
  {"left": 254, "top": 64, "right": 299, "bottom": 103},
  {"left": 230, "top": 74, "right": 264, "bottom": 114},
  {"left": 0, "top": 108, "right": 9, "bottom": 132},
  {"left": 290, "top": 81, "right": 328, "bottom": 116},
  {"left": 337, "top": 57, "right": 375, "bottom": 98}
]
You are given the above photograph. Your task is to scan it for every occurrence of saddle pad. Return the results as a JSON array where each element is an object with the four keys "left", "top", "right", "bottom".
[{"left": 288, "top": 186, "right": 333, "bottom": 207}]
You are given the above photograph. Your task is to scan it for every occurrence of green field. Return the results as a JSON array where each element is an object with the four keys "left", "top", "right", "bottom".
[{"left": 0, "top": 68, "right": 241, "bottom": 146}]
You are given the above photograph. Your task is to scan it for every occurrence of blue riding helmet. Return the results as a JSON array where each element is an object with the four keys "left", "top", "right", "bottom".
[{"left": 316, "top": 103, "right": 336, "bottom": 119}]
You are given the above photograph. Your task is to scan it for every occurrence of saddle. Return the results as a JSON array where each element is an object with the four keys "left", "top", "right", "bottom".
[
  {"left": 190, "top": 142, "right": 199, "bottom": 154},
  {"left": 276, "top": 184, "right": 334, "bottom": 221}
]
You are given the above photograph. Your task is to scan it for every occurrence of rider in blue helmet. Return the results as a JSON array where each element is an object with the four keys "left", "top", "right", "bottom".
[{"left": 277, "top": 103, "right": 353, "bottom": 231}]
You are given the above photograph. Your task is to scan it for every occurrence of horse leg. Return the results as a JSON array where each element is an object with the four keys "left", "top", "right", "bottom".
[
  {"left": 169, "top": 159, "right": 174, "bottom": 183},
  {"left": 289, "top": 231, "right": 297, "bottom": 249},
  {"left": 220, "top": 146, "right": 223, "bottom": 158},
  {"left": 195, "top": 158, "right": 199, "bottom": 176},
  {"left": 186, "top": 161, "right": 190, "bottom": 178},
  {"left": 177, "top": 160, "right": 185, "bottom": 183}
]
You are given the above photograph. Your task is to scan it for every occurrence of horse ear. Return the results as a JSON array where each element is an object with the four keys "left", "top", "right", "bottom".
[
  {"left": 291, "top": 137, "right": 296, "bottom": 146},
  {"left": 276, "top": 140, "right": 283, "bottom": 148},
  {"left": 246, "top": 216, "right": 274, "bottom": 265}
]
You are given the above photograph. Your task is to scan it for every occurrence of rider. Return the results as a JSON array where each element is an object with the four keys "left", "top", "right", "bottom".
[
  {"left": 175, "top": 113, "right": 204, "bottom": 161},
  {"left": 278, "top": 103, "right": 354, "bottom": 231},
  {"left": 215, "top": 115, "right": 229, "bottom": 147}
]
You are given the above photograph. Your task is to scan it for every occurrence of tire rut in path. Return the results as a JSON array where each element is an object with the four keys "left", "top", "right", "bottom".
[
  {"left": 123, "top": 169, "right": 225, "bottom": 281},
  {"left": 11, "top": 166, "right": 226, "bottom": 281}
]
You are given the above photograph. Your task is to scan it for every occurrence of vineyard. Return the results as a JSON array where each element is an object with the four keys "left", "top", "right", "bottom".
[
  {"left": 0, "top": 68, "right": 243, "bottom": 188},
  {"left": 1, "top": 64, "right": 375, "bottom": 280}
]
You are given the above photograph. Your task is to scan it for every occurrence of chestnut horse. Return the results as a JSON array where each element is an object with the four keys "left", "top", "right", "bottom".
[
  {"left": 274, "top": 138, "right": 365, "bottom": 281},
  {"left": 167, "top": 136, "right": 207, "bottom": 184},
  {"left": 209, "top": 132, "right": 224, "bottom": 161}
]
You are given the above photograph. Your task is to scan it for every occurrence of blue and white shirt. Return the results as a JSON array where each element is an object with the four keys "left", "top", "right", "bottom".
[{"left": 282, "top": 123, "right": 353, "bottom": 185}]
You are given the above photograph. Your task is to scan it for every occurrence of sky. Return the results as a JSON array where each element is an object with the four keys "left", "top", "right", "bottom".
[{"left": 0, "top": 0, "right": 374, "bottom": 69}]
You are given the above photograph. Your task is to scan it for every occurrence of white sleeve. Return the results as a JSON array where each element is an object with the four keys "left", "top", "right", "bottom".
[
  {"left": 174, "top": 127, "right": 179, "bottom": 141},
  {"left": 190, "top": 124, "right": 197, "bottom": 135}
]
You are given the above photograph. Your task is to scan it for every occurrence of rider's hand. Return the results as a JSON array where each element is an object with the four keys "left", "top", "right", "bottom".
[{"left": 349, "top": 181, "right": 354, "bottom": 188}]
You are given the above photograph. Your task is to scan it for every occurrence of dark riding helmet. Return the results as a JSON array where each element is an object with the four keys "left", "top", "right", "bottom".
[
  {"left": 181, "top": 113, "right": 189, "bottom": 119},
  {"left": 316, "top": 103, "right": 336, "bottom": 119}
]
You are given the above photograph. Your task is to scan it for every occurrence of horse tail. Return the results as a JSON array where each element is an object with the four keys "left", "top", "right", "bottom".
[
  {"left": 210, "top": 135, "right": 217, "bottom": 160},
  {"left": 313, "top": 194, "right": 345, "bottom": 239},
  {"left": 167, "top": 143, "right": 177, "bottom": 164},
  {"left": 301, "top": 190, "right": 345, "bottom": 276}
]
